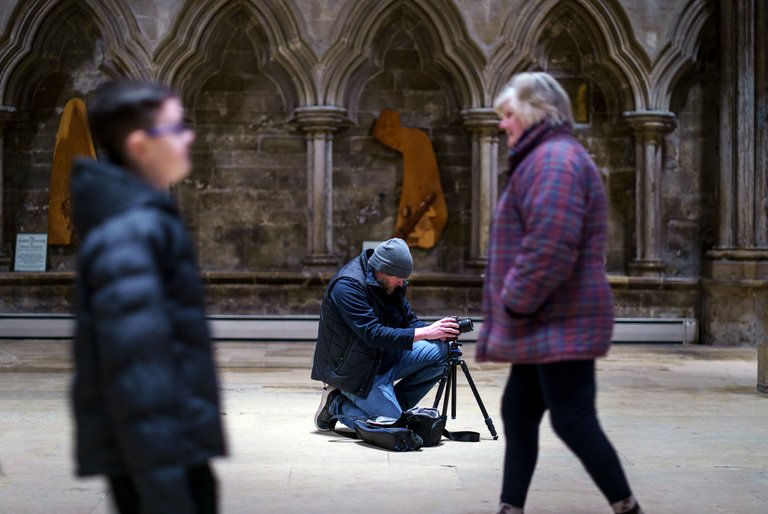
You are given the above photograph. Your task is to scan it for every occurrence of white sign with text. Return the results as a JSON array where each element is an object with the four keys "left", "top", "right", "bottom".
[{"left": 14, "top": 233, "right": 48, "bottom": 272}]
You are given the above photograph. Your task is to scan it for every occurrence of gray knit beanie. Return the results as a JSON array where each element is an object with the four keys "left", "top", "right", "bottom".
[{"left": 369, "top": 238, "right": 413, "bottom": 278}]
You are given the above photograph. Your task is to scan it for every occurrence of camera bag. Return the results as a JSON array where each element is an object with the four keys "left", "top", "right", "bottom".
[
  {"left": 332, "top": 406, "right": 479, "bottom": 451},
  {"left": 402, "top": 407, "right": 445, "bottom": 447},
  {"left": 351, "top": 419, "right": 424, "bottom": 452},
  {"left": 341, "top": 409, "right": 443, "bottom": 450}
]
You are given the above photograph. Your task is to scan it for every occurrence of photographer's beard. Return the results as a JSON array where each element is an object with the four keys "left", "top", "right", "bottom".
[{"left": 374, "top": 271, "right": 405, "bottom": 295}]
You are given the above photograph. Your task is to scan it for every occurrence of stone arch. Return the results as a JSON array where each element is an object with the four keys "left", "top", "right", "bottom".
[
  {"left": 154, "top": 0, "right": 317, "bottom": 111},
  {"left": 651, "top": 0, "right": 717, "bottom": 110},
  {"left": 664, "top": 9, "right": 718, "bottom": 276},
  {"left": 0, "top": 0, "right": 149, "bottom": 106},
  {"left": 492, "top": 0, "right": 648, "bottom": 273},
  {"left": 0, "top": 0, "right": 149, "bottom": 270},
  {"left": 158, "top": 1, "right": 316, "bottom": 271},
  {"left": 326, "top": 1, "right": 484, "bottom": 270},
  {"left": 321, "top": 0, "right": 485, "bottom": 116},
  {"left": 490, "top": 0, "right": 648, "bottom": 111}
]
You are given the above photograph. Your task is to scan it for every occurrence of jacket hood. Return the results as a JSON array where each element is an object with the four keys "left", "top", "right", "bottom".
[{"left": 71, "top": 158, "right": 176, "bottom": 237}]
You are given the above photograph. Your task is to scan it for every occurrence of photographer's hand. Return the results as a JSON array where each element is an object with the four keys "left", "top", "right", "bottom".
[{"left": 414, "top": 317, "right": 460, "bottom": 341}]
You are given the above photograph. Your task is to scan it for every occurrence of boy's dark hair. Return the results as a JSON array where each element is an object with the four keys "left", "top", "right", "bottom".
[{"left": 87, "top": 80, "right": 176, "bottom": 165}]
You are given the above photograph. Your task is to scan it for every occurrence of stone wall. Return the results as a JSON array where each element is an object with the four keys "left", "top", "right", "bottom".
[
  {"left": 2, "top": 5, "right": 109, "bottom": 271},
  {"left": 663, "top": 18, "right": 719, "bottom": 278},
  {"left": 1, "top": 0, "right": 765, "bottom": 351}
]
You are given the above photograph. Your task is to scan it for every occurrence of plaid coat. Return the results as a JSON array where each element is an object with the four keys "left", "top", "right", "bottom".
[{"left": 476, "top": 121, "right": 614, "bottom": 364}]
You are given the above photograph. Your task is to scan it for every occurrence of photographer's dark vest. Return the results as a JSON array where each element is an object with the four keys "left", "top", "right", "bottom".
[{"left": 311, "top": 250, "right": 408, "bottom": 398}]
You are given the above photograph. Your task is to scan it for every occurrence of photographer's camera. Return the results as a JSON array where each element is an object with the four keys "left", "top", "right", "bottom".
[{"left": 455, "top": 317, "right": 474, "bottom": 334}]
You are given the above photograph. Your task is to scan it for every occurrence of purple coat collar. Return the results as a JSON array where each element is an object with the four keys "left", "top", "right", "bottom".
[{"left": 507, "top": 121, "right": 573, "bottom": 174}]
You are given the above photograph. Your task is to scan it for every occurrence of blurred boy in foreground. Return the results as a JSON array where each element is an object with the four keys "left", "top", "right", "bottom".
[{"left": 70, "top": 81, "right": 226, "bottom": 514}]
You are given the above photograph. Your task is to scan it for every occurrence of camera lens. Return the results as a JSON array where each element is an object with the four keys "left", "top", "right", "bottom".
[{"left": 456, "top": 317, "right": 474, "bottom": 334}]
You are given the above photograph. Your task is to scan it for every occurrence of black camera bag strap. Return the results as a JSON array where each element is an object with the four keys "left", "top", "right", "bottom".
[
  {"left": 442, "top": 427, "right": 480, "bottom": 442},
  {"left": 412, "top": 408, "right": 480, "bottom": 442},
  {"left": 403, "top": 408, "right": 481, "bottom": 442}
]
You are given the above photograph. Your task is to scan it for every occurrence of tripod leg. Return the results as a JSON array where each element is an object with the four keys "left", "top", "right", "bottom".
[
  {"left": 441, "top": 366, "right": 452, "bottom": 417},
  {"left": 459, "top": 359, "right": 499, "bottom": 439},
  {"left": 432, "top": 364, "right": 450, "bottom": 409},
  {"left": 451, "top": 362, "right": 458, "bottom": 419}
]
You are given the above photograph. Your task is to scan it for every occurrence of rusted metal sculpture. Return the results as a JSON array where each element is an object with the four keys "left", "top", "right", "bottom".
[
  {"left": 373, "top": 109, "right": 447, "bottom": 249},
  {"left": 48, "top": 98, "right": 96, "bottom": 245}
]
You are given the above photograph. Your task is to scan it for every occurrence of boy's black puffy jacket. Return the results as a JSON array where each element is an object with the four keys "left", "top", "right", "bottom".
[{"left": 70, "top": 159, "right": 226, "bottom": 478}]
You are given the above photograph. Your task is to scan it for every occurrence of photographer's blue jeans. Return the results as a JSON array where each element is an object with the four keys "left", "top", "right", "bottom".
[{"left": 330, "top": 340, "right": 448, "bottom": 428}]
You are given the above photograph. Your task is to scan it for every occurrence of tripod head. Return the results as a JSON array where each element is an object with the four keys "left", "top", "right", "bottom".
[
  {"left": 446, "top": 316, "right": 473, "bottom": 363},
  {"left": 446, "top": 339, "right": 463, "bottom": 364}
]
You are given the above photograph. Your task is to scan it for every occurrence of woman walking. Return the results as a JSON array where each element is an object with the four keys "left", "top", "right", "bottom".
[{"left": 476, "top": 72, "right": 643, "bottom": 514}]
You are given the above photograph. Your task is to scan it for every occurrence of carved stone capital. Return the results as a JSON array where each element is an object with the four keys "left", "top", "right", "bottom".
[
  {"left": 461, "top": 108, "right": 500, "bottom": 135},
  {"left": 623, "top": 111, "right": 677, "bottom": 140},
  {"left": 294, "top": 106, "right": 347, "bottom": 133}
]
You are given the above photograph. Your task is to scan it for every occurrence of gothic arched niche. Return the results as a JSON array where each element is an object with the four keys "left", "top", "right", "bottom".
[
  {"left": 154, "top": 0, "right": 314, "bottom": 110},
  {"left": 0, "top": 0, "right": 149, "bottom": 105},
  {"left": 518, "top": 2, "right": 635, "bottom": 273},
  {"left": 354, "top": 13, "right": 461, "bottom": 121},
  {"left": 3, "top": 2, "right": 110, "bottom": 270},
  {"left": 332, "top": 7, "right": 472, "bottom": 272},
  {"left": 322, "top": 0, "right": 485, "bottom": 112},
  {"left": 665, "top": 16, "right": 718, "bottom": 277},
  {"left": 176, "top": 8, "right": 306, "bottom": 271},
  {"left": 533, "top": 5, "right": 628, "bottom": 122}
]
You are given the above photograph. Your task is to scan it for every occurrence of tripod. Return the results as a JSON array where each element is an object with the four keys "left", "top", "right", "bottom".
[{"left": 432, "top": 339, "right": 498, "bottom": 439}]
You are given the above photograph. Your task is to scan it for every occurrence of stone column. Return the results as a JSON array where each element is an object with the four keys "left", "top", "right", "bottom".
[
  {"left": 714, "top": 0, "right": 766, "bottom": 250},
  {"left": 623, "top": 111, "right": 676, "bottom": 277},
  {"left": 462, "top": 108, "right": 500, "bottom": 268},
  {"left": 295, "top": 106, "right": 346, "bottom": 267},
  {"left": 0, "top": 106, "right": 16, "bottom": 271},
  {"left": 757, "top": 0, "right": 768, "bottom": 394},
  {"left": 703, "top": 0, "right": 768, "bottom": 368}
]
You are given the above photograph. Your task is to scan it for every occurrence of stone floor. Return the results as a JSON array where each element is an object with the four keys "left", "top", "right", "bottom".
[{"left": 1, "top": 340, "right": 766, "bottom": 513}]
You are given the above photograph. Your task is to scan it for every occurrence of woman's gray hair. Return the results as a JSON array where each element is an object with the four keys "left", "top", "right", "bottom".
[{"left": 493, "top": 72, "right": 574, "bottom": 128}]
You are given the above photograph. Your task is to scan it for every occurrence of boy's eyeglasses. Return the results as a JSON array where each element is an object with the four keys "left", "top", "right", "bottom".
[{"left": 146, "top": 122, "right": 191, "bottom": 138}]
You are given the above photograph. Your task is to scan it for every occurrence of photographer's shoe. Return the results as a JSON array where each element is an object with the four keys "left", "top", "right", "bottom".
[{"left": 314, "top": 386, "right": 341, "bottom": 431}]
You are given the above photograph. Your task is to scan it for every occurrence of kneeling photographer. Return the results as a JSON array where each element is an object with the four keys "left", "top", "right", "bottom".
[{"left": 311, "top": 238, "right": 459, "bottom": 431}]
